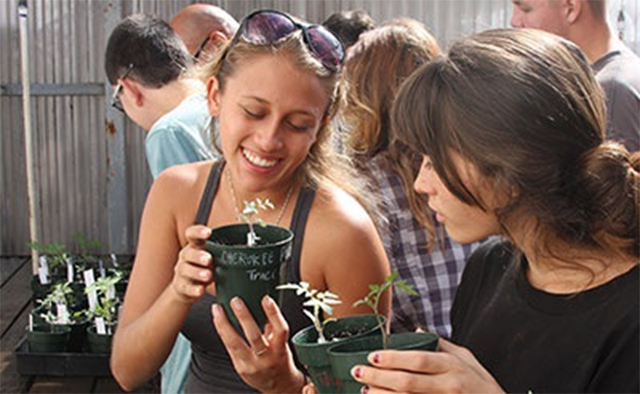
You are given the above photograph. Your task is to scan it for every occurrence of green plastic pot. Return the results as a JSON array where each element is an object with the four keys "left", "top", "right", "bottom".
[
  {"left": 328, "top": 332, "right": 439, "bottom": 393},
  {"left": 86, "top": 326, "right": 113, "bottom": 354},
  {"left": 292, "top": 314, "right": 385, "bottom": 394},
  {"left": 205, "top": 224, "right": 294, "bottom": 332},
  {"left": 25, "top": 324, "right": 71, "bottom": 353}
]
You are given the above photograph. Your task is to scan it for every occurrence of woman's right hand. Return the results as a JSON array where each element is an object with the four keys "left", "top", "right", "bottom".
[{"left": 170, "top": 225, "right": 213, "bottom": 304}]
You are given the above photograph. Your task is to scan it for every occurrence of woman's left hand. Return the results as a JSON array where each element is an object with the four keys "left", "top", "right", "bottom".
[
  {"left": 351, "top": 337, "right": 504, "bottom": 394},
  {"left": 212, "top": 295, "right": 305, "bottom": 394}
]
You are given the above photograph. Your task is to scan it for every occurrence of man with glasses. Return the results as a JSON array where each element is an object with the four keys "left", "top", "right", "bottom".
[
  {"left": 170, "top": 4, "right": 239, "bottom": 62},
  {"left": 105, "top": 14, "right": 216, "bottom": 180},
  {"left": 105, "top": 15, "right": 216, "bottom": 392}
]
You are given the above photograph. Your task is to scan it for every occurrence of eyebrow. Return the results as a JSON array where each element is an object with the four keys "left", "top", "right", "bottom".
[{"left": 241, "top": 96, "right": 318, "bottom": 118}]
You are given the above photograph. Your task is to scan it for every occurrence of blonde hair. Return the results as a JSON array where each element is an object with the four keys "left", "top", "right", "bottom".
[
  {"left": 341, "top": 20, "right": 441, "bottom": 245},
  {"left": 200, "top": 30, "right": 378, "bottom": 218}
]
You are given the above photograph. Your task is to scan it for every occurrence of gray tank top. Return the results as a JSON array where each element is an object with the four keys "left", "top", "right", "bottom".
[{"left": 182, "top": 160, "right": 315, "bottom": 393}]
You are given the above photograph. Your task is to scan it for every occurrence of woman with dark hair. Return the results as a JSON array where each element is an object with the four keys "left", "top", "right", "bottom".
[{"left": 350, "top": 28, "right": 639, "bottom": 393}]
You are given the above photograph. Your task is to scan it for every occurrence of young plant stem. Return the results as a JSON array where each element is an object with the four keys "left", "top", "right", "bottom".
[{"left": 353, "top": 270, "right": 418, "bottom": 349}]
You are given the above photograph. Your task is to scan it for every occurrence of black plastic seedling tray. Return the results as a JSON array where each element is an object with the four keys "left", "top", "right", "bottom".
[{"left": 14, "top": 337, "right": 111, "bottom": 376}]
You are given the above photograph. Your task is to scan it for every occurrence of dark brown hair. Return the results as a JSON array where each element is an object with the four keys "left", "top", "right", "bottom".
[{"left": 393, "top": 28, "right": 639, "bottom": 263}]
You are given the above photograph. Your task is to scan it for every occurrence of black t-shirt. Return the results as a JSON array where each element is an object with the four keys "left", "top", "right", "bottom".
[{"left": 452, "top": 239, "right": 639, "bottom": 393}]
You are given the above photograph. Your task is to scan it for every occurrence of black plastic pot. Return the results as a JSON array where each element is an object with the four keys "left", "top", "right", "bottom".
[
  {"left": 65, "top": 320, "right": 88, "bottom": 352},
  {"left": 292, "top": 314, "right": 384, "bottom": 394},
  {"left": 25, "top": 324, "right": 71, "bottom": 353},
  {"left": 328, "top": 332, "right": 439, "bottom": 393},
  {"left": 205, "top": 223, "right": 294, "bottom": 332},
  {"left": 86, "top": 326, "right": 113, "bottom": 354}
]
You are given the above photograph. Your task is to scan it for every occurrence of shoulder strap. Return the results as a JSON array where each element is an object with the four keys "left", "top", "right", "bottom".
[
  {"left": 286, "top": 187, "right": 316, "bottom": 282},
  {"left": 194, "top": 160, "right": 224, "bottom": 225}
]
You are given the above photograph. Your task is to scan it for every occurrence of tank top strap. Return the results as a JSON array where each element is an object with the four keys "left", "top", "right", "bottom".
[
  {"left": 194, "top": 160, "right": 225, "bottom": 225},
  {"left": 285, "top": 186, "right": 316, "bottom": 282}
]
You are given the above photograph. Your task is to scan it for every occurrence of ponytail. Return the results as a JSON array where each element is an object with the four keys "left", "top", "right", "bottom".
[{"left": 578, "top": 142, "right": 640, "bottom": 259}]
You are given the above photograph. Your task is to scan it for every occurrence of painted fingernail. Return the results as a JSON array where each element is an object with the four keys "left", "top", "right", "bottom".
[
  {"left": 372, "top": 352, "right": 380, "bottom": 364},
  {"left": 361, "top": 386, "right": 369, "bottom": 394},
  {"left": 199, "top": 270, "right": 208, "bottom": 279},
  {"left": 231, "top": 297, "right": 243, "bottom": 309},
  {"left": 352, "top": 366, "right": 362, "bottom": 379}
]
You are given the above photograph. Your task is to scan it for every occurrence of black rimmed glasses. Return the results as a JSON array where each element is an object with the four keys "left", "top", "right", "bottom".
[
  {"left": 110, "top": 63, "right": 134, "bottom": 113},
  {"left": 193, "top": 36, "right": 210, "bottom": 61},
  {"left": 231, "top": 9, "right": 345, "bottom": 72}
]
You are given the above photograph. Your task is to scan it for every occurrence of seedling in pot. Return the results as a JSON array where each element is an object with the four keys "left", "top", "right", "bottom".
[
  {"left": 27, "top": 241, "right": 68, "bottom": 282},
  {"left": 85, "top": 271, "right": 123, "bottom": 335},
  {"left": 353, "top": 270, "right": 418, "bottom": 349},
  {"left": 33, "top": 282, "right": 86, "bottom": 330},
  {"left": 238, "top": 198, "right": 274, "bottom": 246},
  {"left": 277, "top": 282, "right": 342, "bottom": 343}
]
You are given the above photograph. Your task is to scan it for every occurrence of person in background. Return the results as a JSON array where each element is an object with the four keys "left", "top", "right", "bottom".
[
  {"left": 512, "top": 0, "right": 640, "bottom": 151},
  {"left": 110, "top": 9, "right": 390, "bottom": 393},
  {"left": 105, "top": 14, "right": 215, "bottom": 180},
  {"left": 349, "top": 28, "right": 639, "bottom": 393},
  {"left": 105, "top": 14, "right": 218, "bottom": 393},
  {"left": 341, "top": 19, "right": 480, "bottom": 336},
  {"left": 168, "top": 6, "right": 238, "bottom": 393},
  {"left": 170, "top": 3, "right": 239, "bottom": 62},
  {"left": 322, "top": 9, "right": 375, "bottom": 51}
]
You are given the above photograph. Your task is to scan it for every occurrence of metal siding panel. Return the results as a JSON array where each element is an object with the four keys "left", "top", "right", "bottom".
[{"left": 1, "top": 0, "right": 639, "bottom": 255}]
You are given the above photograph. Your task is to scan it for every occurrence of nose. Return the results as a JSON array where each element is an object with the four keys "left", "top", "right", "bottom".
[
  {"left": 255, "top": 119, "right": 284, "bottom": 152},
  {"left": 511, "top": 8, "right": 523, "bottom": 28},
  {"left": 413, "top": 160, "right": 437, "bottom": 196}
]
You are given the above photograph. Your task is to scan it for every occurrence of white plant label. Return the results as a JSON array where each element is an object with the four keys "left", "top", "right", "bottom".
[
  {"left": 98, "top": 259, "right": 106, "bottom": 278},
  {"left": 95, "top": 317, "right": 107, "bottom": 335},
  {"left": 38, "top": 266, "right": 49, "bottom": 285},
  {"left": 66, "top": 257, "right": 74, "bottom": 283},
  {"left": 38, "top": 256, "right": 49, "bottom": 284},
  {"left": 56, "top": 302, "right": 70, "bottom": 324},
  {"left": 111, "top": 253, "right": 119, "bottom": 267},
  {"left": 29, "top": 314, "right": 33, "bottom": 331},
  {"left": 107, "top": 285, "right": 116, "bottom": 300},
  {"left": 84, "top": 269, "right": 98, "bottom": 311}
]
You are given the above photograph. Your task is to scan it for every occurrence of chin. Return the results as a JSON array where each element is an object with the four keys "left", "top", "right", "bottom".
[{"left": 445, "top": 227, "right": 483, "bottom": 245}]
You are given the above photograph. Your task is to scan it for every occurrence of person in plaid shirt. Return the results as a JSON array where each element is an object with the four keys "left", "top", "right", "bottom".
[{"left": 341, "top": 19, "right": 481, "bottom": 336}]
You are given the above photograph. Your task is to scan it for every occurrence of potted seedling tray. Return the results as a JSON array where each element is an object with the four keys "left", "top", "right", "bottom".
[{"left": 14, "top": 337, "right": 111, "bottom": 376}]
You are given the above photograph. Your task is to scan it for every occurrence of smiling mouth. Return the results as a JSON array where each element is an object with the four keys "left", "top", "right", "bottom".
[{"left": 242, "top": 148, "right": 279, "bottom": 168}]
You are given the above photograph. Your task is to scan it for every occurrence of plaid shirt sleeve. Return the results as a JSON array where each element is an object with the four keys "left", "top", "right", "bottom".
[{"left": 367, "top": 156, "right": 481, "bottom": 337}]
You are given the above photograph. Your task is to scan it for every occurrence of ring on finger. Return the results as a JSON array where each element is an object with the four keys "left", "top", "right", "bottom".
[{"left": 254, "top": 347, "right": 268, "bottom": 357}]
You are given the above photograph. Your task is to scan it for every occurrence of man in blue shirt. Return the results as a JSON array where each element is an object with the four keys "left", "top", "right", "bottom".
[
  {"left": 105, "top": 14, "right": 216, "bottom": 179},
  {"left": 105, "top": 14, "right": 217, "bottom": 393}
]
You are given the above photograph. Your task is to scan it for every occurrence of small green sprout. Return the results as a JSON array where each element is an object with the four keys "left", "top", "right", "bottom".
[
  {"left": 36, "top": 282, "right": 85, "bottom": 328},
  {"left": 353, "top": 270, "right": 418, "bottom": 349},
  {"left": 239, "top": 198, "right": 274, "bottom": 246},
  {"left": 85, "top": 272, "right": 124, "bottom": 332},
  {"left": 277, "top": 282, "right": 342, "bottom": 343}
]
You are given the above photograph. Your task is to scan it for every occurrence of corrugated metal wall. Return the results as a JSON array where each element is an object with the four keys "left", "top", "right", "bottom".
[{"left": 2, "top": 0, "right": 639, "bottom": 255}]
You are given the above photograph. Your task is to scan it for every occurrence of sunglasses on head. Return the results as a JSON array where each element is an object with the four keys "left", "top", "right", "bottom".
[
  {"left": 110, "top": 63, "right": 134, "bottom": 113},
  {"left": 231, "top": 9, "right": 345, "bottom": 72}
]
